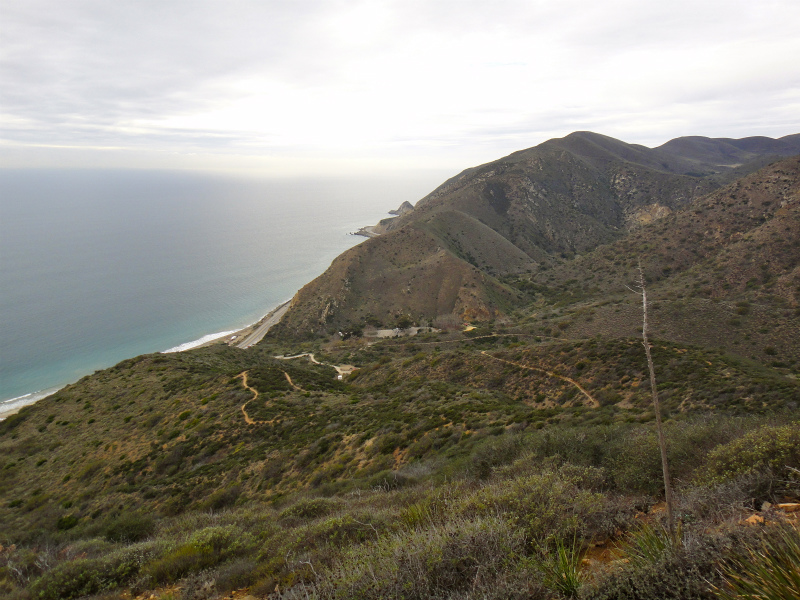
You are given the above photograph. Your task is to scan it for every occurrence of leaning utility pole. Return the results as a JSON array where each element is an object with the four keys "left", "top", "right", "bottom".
[{"left": 630, "top": 261, "right": 676, "bottom": 541}]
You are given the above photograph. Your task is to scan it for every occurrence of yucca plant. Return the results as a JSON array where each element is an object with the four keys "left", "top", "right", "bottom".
[
  {"left": 714, "top": 525, "right": 800, "bottom": 600},
  {"left": 538, "top": 536, "right": 584, "bottom": 598},
  {"left": 621, "top": 521, "right": 679, "bottom": 569}
]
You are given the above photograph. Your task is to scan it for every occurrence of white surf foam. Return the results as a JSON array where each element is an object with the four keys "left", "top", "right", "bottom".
[
  {"left": 162, "top": 330, "right": 238, "bottom": 353},
  {"left": 0, "top": 387, "right": 62, "bottom": 420},
  {"left": 162, "top": 299, "right": 293, "bottom": 354}
]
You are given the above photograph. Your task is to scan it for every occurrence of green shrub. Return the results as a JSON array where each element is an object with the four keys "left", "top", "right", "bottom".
[
  {"left": 279, "top": 497, "right": 341, "bottom": 520},
  {"left": 142, "top": 525, "right": 255, "bottom": 585},
  {"left": 318, "top": 516, "right": 524, "bottom": 599},
  {"left": 201, "top": 485, "right": 241, "bottom": 511},
  {"left": 60, "top": 537, "right": 116, "bottom": 559},
  {"left": 605, "top": 430, "right": 664, "bottom": 494},
  {"left": 621, "top": 522, "right": 676, "bottom": 569},
  {"left": 103, "top": 512, "right": 155, "bottom": 542},
  {"left": 697, "top": 424, "right": 800, "bottom": 486},
  {"left": 0, "top": 411, "right": 28, "bottom": 435},
  {"left": 29, "top": 541, "right": 164, "bottom": 600},
  {"left": 56, "top": 514, "right": 80, "bottom": 531},
  {"left": 142, "top": 545, "right": 207, "bottom": 585},
  {"left": 461, "top": 463, "right": 606, "bottom": 543},
  {"left": 467, "top": 433, "right": 527, "bottom": 479},
  {"left": 400, "top": 502, "right": 434, "bottom": 530},
  {"left": 588, "top": 528, "right": 733, "bottom": 600},
  {"left": 30, "top": 557, "right": 104, "bottom": 600},
  {"left": 213, "top": 558, "right": 258, "bottom": 593}
]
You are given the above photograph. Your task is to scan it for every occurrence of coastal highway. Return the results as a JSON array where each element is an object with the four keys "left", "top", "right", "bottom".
[{"left": 236, "top": 301, "right": 291, "bottom": 349}]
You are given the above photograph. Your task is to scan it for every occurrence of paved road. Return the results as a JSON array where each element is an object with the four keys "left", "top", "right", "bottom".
[{"left": 236, "top": 302, "right": 291, "bottom": 349}]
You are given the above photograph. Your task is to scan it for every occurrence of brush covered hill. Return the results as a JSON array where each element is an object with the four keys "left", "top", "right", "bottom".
[
  {"left": 515, "top": 155, "right": 800, "bottom": 366},
  {"left": 1, "top": 134, "right": 800, "bottom": 600},
  {"left": 271, "top": 132, "right": 800, "bottom": 339},
  {"left": 1, "top": 331, "right": 799, "bottom": 599}
]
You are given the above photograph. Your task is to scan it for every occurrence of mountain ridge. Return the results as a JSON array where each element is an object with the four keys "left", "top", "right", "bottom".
[{"left": 272, "top": 131, "right": 799, "bottom": 339}]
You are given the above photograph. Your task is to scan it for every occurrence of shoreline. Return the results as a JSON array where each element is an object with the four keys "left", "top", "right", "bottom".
[
  {"left": 0, "top": 387, "right": 63, "bottom": 421},
  {"left": 353, "top": 225, "right": 379, "bottom": 238},
  {"left": 184, "top": 299, "right": 292, "bottom": 350},
  {"left": 160, "top": 298, "right": 292, "bottom": 354},
  {"left": 0, "top": 206, "right": 394, "bottom": 421},
  {"left": 0, "top": 299, "right": 294, "bottom": 421},
  {"left": 165, "top": 298, "right": 293, "bottom": 352}
]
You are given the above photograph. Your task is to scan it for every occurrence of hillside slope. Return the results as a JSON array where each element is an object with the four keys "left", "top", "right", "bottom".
[
  {"left": 519, "top": 155, "right": 800, "bottom": 366},
  {"left": 272, "top": 132, "right": 799, "bottom": 339}
]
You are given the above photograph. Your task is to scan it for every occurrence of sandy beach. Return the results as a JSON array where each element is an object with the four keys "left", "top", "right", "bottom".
[{"left": 0, "top": 388, "right": 60, "bottom": 421}]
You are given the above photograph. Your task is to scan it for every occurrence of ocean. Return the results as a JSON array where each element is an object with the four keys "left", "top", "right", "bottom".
[{"left": 0, "top": 168, "right": 448, "bottom": 414}]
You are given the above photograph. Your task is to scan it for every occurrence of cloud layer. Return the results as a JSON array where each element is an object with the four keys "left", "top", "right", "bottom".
[{"left": 2, "top": 0, "right": 799, "bottom": 173}]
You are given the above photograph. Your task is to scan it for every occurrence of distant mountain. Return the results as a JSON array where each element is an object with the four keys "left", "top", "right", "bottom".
[
  {"left": 272, "top": 132, "right": 799, "bottom": 339},
  {"left": 656, "top": 134, "right": 800, "bottom": 167}
]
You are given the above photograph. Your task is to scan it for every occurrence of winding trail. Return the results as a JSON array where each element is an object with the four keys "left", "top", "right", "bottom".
[
  {"left": 276, "top": 352, "right": 321, "bottom": 364},
  {"left": 236, "top": 354, "right": 359, "bottom": 425},
  {"left": 283, "top": 371, "right": 304, "bottom": 391},
  {"left": 240, "top": 335, "right": 598, "bottom": 425},
  {"left": 275, "top": 353, "right": 356, "bottom": 378},
  {"left": 237, "top": 369, "right": 306, "bottom": 425},
  {"left": 479, "top": 350, "right": 600, "bottom": 408},
  {"left": 368, "top": 331, "right": 598, "bottom": 407},
  {"left": 237, "top": 371, "right": 260, "bottom": 425}
]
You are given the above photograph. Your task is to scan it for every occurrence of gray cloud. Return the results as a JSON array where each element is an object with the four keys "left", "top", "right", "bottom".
[{"left": 1, "top": 0, "right": 798, "bottom": 172}]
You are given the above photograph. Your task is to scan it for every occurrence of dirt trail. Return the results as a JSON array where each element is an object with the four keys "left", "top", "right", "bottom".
[
  {"left": 276, "top": 352, "right": 356, "bottom": 378},
  {"left": 276, "top": 352, "right": 321, "bottom": 364},
  {"left": 237, "top": 369, "right": 305, "bottom": 425},
  {"left": 283, "top": 371, "right": 304, "bottom": 391},
  {"left": 412, "top": 332, "right": 575, "bottom": 347},
  {"left": 237, "top": 371, "right": 259, "bottom": 425},
  {"left": 480, "top": 350, "right": 600, "bottom": 408}
]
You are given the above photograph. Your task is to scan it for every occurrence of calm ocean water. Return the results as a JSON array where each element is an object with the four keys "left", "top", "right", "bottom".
[{"left": 0, "top": 168, "right": 447, "bottom": 411}]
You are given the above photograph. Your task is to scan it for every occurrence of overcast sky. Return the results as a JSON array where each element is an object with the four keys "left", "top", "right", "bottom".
[{"left": 2, "top": 0, "right": 798, "bottom": 174}]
